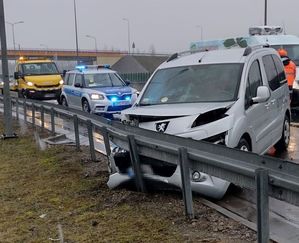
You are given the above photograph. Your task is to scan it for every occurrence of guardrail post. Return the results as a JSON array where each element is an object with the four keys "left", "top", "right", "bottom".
[
  {"left": 32, "top": 103, "right": 35, "bottom": 127},
  {"left": 23, "top": 100, "right": 27, "bottom": 122},
  {"left": 127, "top": 135, "right": 146, "bottom": 193},
  {"left": 178, "top": 147, "right": 194, "bottom": 219},
  {"left": 101, "top": 127, "right": 111, "bottom": 157},
  {"left": 50, "top": 107, "right": 55, "bottom": 135},
  {"left": 73, "top": 115, "right": 80, "bottom": 151},
  {"left": 16, "top": 97, "right": 19, "bottom": 120},
  {"left": 255, "top": 168, "right": 269, "bottom": 243},
  {"left": 40, "top": 105, "right": 44, "bottom": 130},
  {"left": 86, "top": 119, "right": 97, "bottom": 161}
]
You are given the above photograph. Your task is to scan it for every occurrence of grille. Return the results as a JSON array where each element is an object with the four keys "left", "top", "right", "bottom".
[
  {"left": 107, "top": 94, "right": 131, "bottom": 101},
  {"left": 35, "top": 84, "right": 60, "bottom": 88},
  {"left": 107, "top": 104, "right": 131, "bottom": 112}
]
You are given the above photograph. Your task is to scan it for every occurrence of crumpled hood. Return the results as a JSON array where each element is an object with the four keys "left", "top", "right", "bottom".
[
  {"left": 24, "top": 75, "right": 62, "bottom": 86},
  {"left": 122, "top": 102, "right": 234, "bottom": 117}
]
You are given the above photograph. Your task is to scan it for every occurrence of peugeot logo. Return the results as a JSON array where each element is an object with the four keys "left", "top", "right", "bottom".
[{"left": 155, "top": 121, "right": 169, "bottom": 133}]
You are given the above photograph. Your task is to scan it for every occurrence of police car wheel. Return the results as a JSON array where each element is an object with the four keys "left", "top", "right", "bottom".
[
  {"left": 61, "top": 96, "right": 68, "bottom": 107},
  {"left": 82, "top": 99, "right": 91, "bottom": 113}
]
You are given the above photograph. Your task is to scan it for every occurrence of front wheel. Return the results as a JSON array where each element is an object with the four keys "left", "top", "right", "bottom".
[
  {"left": 274, "top": 115, "right": 290, "bottom": 152},
  {"left": 82, "top": 99, "right": 91, "bottom": 113},
  {"left": 237, "top": 138, "right": 251, "bottom": 152},
  {"left": 61, "top": 96, "right": 68, "bottom": 107}
]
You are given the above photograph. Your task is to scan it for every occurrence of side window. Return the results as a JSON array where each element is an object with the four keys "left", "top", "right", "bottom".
[
  {"left": 74, "top": 74, "right": 83, "bottom": 86},
  {"left": 272, "top": 54, "right": 286, "bottom": 85},
  {"left": 68, "top": 73, "right": 75, "bottom": 85},
  {"left": 262, "top": 55, "right": 280, "bottom": 91},
  {"left": 245, "top": 60, "right": 263, "bottom": 109}
]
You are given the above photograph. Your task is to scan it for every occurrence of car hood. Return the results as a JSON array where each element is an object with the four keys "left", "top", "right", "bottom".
[
  {"left": 24, "top": 75, "right": 62, "bottom": 85},
  {"left": 90, "top": 86, "right": 132, "bottom": 95},
  {"left": 122, "top": 102, "right": 235, "bottom": 117}
]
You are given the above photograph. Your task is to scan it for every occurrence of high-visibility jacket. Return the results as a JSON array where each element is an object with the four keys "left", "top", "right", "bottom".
[{"left": 283, "top": 58, "right": 296, "bottom": 87}]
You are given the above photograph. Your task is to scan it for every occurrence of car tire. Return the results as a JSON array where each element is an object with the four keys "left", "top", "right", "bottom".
[
  {"left": 274, "top": 115, "right": 290, "bottom": 152},
  {"left": 237, "top": 138, "right": 251, "bottom": 152},
  {"left": 61, "top": 96, "right": 68, "bottom": 107},
  {"left": 82, "top": 99, "right": 91, "bottom": 113}
]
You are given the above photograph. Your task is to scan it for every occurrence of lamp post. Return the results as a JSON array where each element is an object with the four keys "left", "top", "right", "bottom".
[
  {"left": 5, "top": 20, "right": 24, "bottom": 50},
  {"left": 264, "top": 0, "right": 268, "bottom": 25},
  {"left": 0, "top": 0, "right": 16, "bottom": 138},
  {"left": 196, "top": 25, "right": 203, "bottom": 40},
  {"left": 73, "top": 0, "right": 79, "bottom": 64},
  {"left": 122, "top": 18, "right": 131, "bottom": 54},
  {"left": 86, "top": 35, "right": 98, "bottom": 52}
]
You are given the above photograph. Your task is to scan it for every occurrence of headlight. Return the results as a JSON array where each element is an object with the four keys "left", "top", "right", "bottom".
[
  {"left": 90, "top": 93, "right": 104, "bottom": 100},
  {"left": 27, "top": 81, "right": 34, "bottom": 86},
  {"left": 59, "top": 80, "right": 64, "bottom": 85}
]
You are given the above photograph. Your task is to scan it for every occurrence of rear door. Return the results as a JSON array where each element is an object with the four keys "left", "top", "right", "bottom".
[
  {"left": 71, "top": 74, "right": 84, "bottom": 109},
  {"left": 245, "top": 59, "right": 272, "bottom": 154},
  {"left": 261, "top": 55, "right": 286, "bottom": 144}
]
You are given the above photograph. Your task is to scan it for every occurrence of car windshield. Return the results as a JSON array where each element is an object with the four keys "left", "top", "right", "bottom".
[
  {"left": 139, "top": 63, "right": 243, "bottom": 106},
  {"left": 271, "top": 45, "right": 299, "bottom": 66},
  {"left": 84, "top": 73, "right": 125, "bottom": 87},
  {"left": 21, "top": 63, "right": 59, "bottom": 76}
]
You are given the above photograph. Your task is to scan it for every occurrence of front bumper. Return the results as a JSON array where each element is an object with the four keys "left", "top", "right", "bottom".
[
  {"left": 90, "top": 100, "right": 132, "bottom": 115},
  {"left": 23, "top": 88, "right": 61, "bottom": 100}
]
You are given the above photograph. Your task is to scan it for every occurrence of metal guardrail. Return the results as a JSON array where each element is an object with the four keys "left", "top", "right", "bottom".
[{"left": 1, "top": 95, "right": 299, "bottom": 243}]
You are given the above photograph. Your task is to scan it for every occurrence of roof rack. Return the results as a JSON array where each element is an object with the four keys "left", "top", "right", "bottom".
[{"left": 166, "top": 49, "right": 208, "bottom": 63}]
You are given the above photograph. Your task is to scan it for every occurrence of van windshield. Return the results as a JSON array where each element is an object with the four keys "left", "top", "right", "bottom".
[
  {"left": 21, "top": 63, "right": 60, "bottom": 76},
  {"left": 271, "top": 45, "right": 299, "bottom": 66},
  {"left": 139, "top": 63, "right": 243, "bottom": 106}
]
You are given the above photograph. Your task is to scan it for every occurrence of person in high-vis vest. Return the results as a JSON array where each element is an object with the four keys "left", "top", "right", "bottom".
[{"left": 278, "top": 48, "right": 296, "bottom": 101}]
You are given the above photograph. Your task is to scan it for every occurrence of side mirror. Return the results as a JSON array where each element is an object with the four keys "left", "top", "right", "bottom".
[
  {"left": 74, "top": 83, "right": 82, "bottom": 88},
  {"left": 252, "top": 86, "right": 270, "bottom": 104},
  {"left": 62, "top": 70, "right": 67, "bottom": 77},
  {"left": 14, "top": 71, "right": 23, "bottom": 79},
  {"left": 125, "top": 80, "right": 131, "bottom": 86}
]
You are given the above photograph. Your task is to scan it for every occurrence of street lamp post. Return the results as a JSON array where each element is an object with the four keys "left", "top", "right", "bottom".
[
  {"left": 73, "top": 0, "right": 79, "bottom": 64},
  {"left": 0, "top": 0, "right": 16, "bottom": 138},
  {"left": 196, "top": 25, "right": 203, "bottom": 40},
  {"left": 264, "top": 0, "right": 268, "bottom": 25},
  {"left": 5, "top": 20, "right": 24, "bottom": 50},
  {"left": 122, "top": 18, "right": 131, "bottom": 54},
  {"left": 86, "top": 35, "right": 98, "bottom": 52}
]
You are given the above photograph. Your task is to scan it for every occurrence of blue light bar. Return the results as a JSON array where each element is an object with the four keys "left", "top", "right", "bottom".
[
  {"left": 76, "top": 65, "right": 86, "bottom": 71},
  {"left": 97, "top": 64, "right": 111, "bottom": 69}
]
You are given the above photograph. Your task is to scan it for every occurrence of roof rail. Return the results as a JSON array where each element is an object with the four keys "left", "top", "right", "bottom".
[{"left": 166, "top": 49, "right": 208, "bottom": 63}]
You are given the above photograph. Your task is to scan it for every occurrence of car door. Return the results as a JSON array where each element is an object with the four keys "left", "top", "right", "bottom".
[
  {"left": 63, "top": 73, "right": 76, "bottom": 108},
  {"left": 245, "top": 58, "right": 272, "bottom": 154},
  {"left": 70, "top": 73, "right": 84, "bottom": 109},
  {"left": 261, "top": 55, "right": 285, "bottom": 144}
]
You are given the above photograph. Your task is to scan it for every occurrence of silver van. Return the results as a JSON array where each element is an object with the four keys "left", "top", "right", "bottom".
[{"left": 108, "top": 46, "right": 291, "bottom": 199}]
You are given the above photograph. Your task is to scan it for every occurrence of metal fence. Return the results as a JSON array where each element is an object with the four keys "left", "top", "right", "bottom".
[{"left": 1, "top": 96, "right": 299, "bottom": 243}]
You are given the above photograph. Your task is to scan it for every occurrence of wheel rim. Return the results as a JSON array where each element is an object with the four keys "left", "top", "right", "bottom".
[
  {"left": 240, "top": 145, "right": 249, "bottom": 151},
  {"left": 284, "top": 119, "right": 290, "bottom": 146}
]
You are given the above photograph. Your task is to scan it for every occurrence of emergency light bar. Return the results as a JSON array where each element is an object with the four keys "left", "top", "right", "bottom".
[
  {"left": 75, "top": 64, "right": 111, "bottom": 71},
  {"left": 249, "top": 26, "right": 283, "bottom": 36}
]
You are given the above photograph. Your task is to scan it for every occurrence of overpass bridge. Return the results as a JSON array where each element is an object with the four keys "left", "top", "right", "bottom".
[{"left": 0, "top": 49, "right": 127, "bottom": 65}]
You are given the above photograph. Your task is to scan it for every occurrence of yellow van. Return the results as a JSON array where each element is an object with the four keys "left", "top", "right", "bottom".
[{"left": 13, "top": 57, "right": 63, "bottom": 100}]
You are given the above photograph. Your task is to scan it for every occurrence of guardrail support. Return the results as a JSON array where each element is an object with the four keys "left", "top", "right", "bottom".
[
  {"left": 23, "top": 100, "right": 27, "bottom": 122},
  {"left": 255, "top": 168, "right": 269, "bottom": 243},
  {"left": 128, "top": 135, "right": 146, "bottom": 193},
  {"left": 15, "top": 97, "right": 19, "bottom": 120},
  {"left": 32, "top": 104, "right": 35, "bottom": 126},
  {"left": 50, "top": 107, "right": 55, "bottom": 135},
  {"left": 179, "top": 147, "right": 194, "bottom": 219},
  {"left": 87, "top": 119, "right": 97, "bottom": 161},
  {"left": 101, "top": 127, "right": 111, "bottom": 157},
  {"left": 40, "top": 105, "right": 44, "bottom": 130},
  {"left": 73, "top": 115, "right": 80, "bottom": 151}
]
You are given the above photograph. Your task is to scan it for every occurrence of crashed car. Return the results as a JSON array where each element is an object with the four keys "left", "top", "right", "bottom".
[{"left": 108, "top": 46, "right": 291, "bottom": 199}]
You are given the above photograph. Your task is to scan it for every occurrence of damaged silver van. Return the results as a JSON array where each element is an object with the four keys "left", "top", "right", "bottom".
[{"left": 108, "top": 46, "right": 291, "bottom": 199}]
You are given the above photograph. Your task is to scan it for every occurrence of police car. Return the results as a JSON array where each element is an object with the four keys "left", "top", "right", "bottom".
[{"left": 60, "top": 65, "right": 138, "bottom": 117}]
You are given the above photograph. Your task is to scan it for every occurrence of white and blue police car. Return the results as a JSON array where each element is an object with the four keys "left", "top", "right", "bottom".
[{"left": 60, "top": 65, "right": 138, "bottom": 118}]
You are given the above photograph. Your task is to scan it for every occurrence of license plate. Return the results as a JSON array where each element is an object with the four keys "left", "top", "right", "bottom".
[
  {"left": 44, "top": 93, "right": 55, "bottom": 98},
  {"left": 113, "top": 100, "right": 130, "bottom": 106}
]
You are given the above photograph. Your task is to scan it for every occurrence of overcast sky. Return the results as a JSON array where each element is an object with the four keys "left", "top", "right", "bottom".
[{"left": 3, "top": 0, "right": 299, "bottom": 53}]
